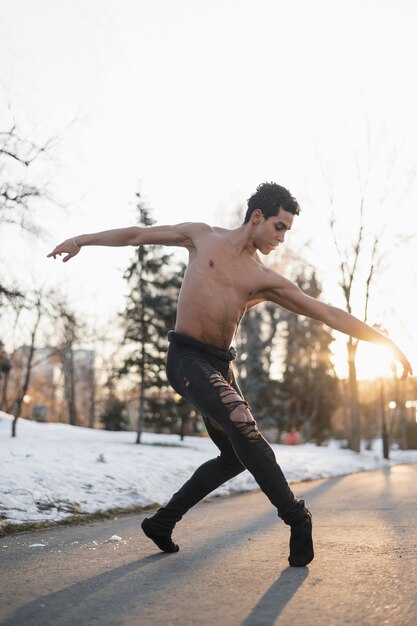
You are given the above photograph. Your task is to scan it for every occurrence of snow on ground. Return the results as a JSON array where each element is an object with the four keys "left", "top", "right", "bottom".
[{"left": 1, "top": 411, "right": 417, "bottom": 528}]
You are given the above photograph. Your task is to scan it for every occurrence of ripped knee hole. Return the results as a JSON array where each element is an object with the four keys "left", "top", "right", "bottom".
[{"left": 208, "top": 373, "right": 260, "bottom": 440}]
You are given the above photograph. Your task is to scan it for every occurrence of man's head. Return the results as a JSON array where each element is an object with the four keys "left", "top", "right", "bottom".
[
  {"left": 244, "top": 182, "right": 300, "bottom": 223},
  {"left": 244, "top": 182, "right": 300, "bottom": 254}
]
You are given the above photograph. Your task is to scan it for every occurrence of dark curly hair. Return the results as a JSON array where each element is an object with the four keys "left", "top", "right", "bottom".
[{"left": 244, "top": 182, "right": 300, "bottom": 223}]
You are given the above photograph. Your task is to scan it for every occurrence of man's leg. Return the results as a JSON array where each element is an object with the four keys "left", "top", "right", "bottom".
[
  {"left": 141, "top": 415, "right": 245, "bottom": 552},
  {"left": 179, "top": 360, "right": 313, "bottom": 566},
  {"left": 144, "top": 346, "right": 312, "bottom": 565}
]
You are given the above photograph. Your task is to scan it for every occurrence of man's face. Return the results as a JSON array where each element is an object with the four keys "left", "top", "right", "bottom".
[{"left": 252, "top": 207, "right": 294, "bottom": 254}]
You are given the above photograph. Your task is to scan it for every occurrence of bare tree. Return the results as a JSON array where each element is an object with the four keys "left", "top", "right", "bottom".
[
  {"left": 10, "top": 292, "right": 44, "bottom": 437},
  {"left": 53, "top": 301, "right": 82, "bottom": 426},
  {"left": 320, "top": 128, "right": 416, "bottom": 452},
  {"left": 0, "top": 119, "right": 62, "bottom": 337},
  {"left": 328, "top": 203, "right": 385, "bottom": 451},
  {"left": 0, "top": 123, "right": 56, "bottom": 237}
]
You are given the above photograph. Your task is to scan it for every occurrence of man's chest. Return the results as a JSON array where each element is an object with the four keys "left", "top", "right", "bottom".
[{"left": 193, "top": 249, "right": 268, "bottom": 296}]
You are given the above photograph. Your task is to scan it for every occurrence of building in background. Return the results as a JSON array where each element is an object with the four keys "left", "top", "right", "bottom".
[{"left": 7, "top": 346, "right": 95, "bottom": 427}]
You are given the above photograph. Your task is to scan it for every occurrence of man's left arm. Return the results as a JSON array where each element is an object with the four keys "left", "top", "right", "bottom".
[{"left": 264, "top": 274, "right": 413, "bottom": 380}]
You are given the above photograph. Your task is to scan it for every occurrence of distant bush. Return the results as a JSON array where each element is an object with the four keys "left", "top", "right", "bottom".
[{"left": 100, "top": 398, "right": 129, "bottom": 431}]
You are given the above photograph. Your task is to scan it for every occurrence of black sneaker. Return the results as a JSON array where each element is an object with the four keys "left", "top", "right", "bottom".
[
  {"left": 141, "top": 517, "right": 179, "bottom": 553},
  {"left": 288, "top": 511, "right": 314, "bottom": 567}
]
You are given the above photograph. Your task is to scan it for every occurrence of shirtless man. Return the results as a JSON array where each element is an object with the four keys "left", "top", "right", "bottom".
[{"left": 48, "top": 182, "right": 412, "bottom": 567}]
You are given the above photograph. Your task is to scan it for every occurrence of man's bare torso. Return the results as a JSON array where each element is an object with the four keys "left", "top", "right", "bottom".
[{"left": 175, "top": 225, "right": 276, "bottom": 348}]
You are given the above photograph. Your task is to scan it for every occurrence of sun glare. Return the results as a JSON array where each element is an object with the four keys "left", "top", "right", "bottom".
[
  {"left": 354, "top": 343, "right": 395, "bottom": 381},
  {"left": 331, "top": 339, "right": 395, "bottom": 381}
]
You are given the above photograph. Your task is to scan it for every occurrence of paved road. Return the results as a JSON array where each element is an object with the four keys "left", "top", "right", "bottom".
[{"left": 1, "top": 465, "right": 416, "bottom": 626}]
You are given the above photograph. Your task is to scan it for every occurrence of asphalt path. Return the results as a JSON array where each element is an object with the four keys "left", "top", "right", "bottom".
[{"left": 1, "top": 464, "right": 416, "bottom": 626}]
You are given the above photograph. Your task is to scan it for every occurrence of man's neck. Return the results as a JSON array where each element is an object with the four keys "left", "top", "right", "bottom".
[{"left": 223, "top": 224, "right": 258, "bottom": 256}]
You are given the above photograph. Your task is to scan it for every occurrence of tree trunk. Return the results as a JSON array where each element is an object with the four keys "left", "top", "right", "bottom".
[
  {"left": 379, "top": 377, "right": 389, "bottom": 459},
  {"left": 347, "top": 339, "right": 361, "bottom": 452},
  {"left": 136, "top": 350, "right": 145, "bottom": 444},
  {"left": 11, "top": 310, "right": 41, "bottom": 437},
  {"left": 180, "top": 416, "right": 187, "bottom": 441},
  {"left": 63, "top": 350, "right": 78, "bottom": 426},
  {"left": 88, "top": 366, "right": 96, "bottom": 428},
  {"left": 398, "top": 399, "right": 408, "bottom": 450},
  {"left": 1, "top": 368, "right": 10, "bottom": 411},
  {"left": 394, "top": 378, "right": 408, "bottom": 450}
]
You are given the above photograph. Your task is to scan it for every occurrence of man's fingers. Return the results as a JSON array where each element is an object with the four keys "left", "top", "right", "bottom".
[
  {"left": 47, "top": 241, "right": 80, "bottom": 262},
  {"left": 47, "top": 247, "right": 74, "bottom": 262},
  {"left": 404, "top": 360, "right": 413, "bottom": 377},
  {"left": 391, "top": 358, "right": 412, "bottom": 381},
  {"left": 400, "top": 361, "right": 413, "bottom": 381},
  {"left": 47, "top": 248, "right": 62, "bottom": 258}
]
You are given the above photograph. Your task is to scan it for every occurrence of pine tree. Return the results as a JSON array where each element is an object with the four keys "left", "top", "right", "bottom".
[
  {"left": 237, "top": 303, "right": 285, "bottom": 427},
  {"left": 120, "top": 192, "right": 183, "bottom": 443},
  {"left": 100, "top": 396, "right": 128, "bottom": 431},
  {"left": 281, "top": 272, "right": 340, "bottom": 443}
]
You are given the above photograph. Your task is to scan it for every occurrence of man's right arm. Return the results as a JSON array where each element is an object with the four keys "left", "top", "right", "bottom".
[
  {"left": 263, "top": 272, "right": 413, "bottom": 380},
  {"left": 47, "top": 222, "right": 210, "bottom": 262}
]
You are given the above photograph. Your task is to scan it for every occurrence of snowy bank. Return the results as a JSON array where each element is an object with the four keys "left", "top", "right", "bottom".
[{"left": 1, "top": 412, "right": 417, "bottom": 528}]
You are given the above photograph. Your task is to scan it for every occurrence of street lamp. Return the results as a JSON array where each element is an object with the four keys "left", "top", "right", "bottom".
[
  {"left": 22, "top": 394, "right": 32, "bottom": 419},
  {"left": 379, "top": 378, "right": 389, "bottom": 460}
]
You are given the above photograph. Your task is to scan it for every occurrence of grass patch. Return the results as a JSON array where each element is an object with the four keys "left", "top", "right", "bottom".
[{"left": 0, "top": 502, "right": 159, "bottom": 538}]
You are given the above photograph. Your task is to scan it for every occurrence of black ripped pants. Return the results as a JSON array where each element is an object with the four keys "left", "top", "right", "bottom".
[{"left": 148, "top": 331, "right": 308, "bottom": 535}]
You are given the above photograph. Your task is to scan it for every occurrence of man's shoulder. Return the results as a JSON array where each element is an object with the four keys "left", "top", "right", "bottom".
[{"left": 180, "top": 222, "right": 213, "bottom": 236}]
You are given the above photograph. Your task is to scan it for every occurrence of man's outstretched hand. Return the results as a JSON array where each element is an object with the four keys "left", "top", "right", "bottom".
[
  {"left": 391, "top": 347, "right": 413, "bottom": 381},
  {"left": 47, "top": 238, "right": 81, "bottom": 263}
]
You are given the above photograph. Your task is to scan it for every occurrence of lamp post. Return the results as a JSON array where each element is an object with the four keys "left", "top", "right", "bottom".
[
  {"left": 22, "top": 394, "right": 32, "bottom": 419},
  {"left": 379, "top": 378, "right": 389, "bottom": 460}
]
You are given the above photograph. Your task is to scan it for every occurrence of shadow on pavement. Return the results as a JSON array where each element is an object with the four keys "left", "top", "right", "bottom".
[
  {"left": 0, "top": 552, "right": 171, "bottom": 626},
  {"left": 0, "top": 505, "right": 288, "bottom": 625},
  {"left": 2, "top": 476, "right": 345, "bottom": 625},
  {"left": 240, "top": 566, "right": 309, "bottom": 626},
  {"left": 292, "top": 474, "right": 346, "bottom": 502},
  {"left": 2, "top": 501, "right": 311, "bottom": 626}
]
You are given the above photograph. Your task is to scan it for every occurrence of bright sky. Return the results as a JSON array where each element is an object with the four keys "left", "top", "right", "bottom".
[{"left": 1, "top": 0, "right": 417, "bottom": 379}]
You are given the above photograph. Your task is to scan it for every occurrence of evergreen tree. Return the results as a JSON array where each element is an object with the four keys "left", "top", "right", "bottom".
[
  {"left": 237, "top": 303, "right": 286, "bottom": 427},
  {"left": 120, "top": 192, "right": 183, "bottom": 443},
  {"left": 281, "top": 272, "right": 340, "bottom": 443},
  {"left": 0, "top": 341, "right": 11, "bottom": 411},
  {"left": 100, "top": 396, "right": 128, "bottom": 431},
  {"left": 100, "top": 371, "right": 128, "bottom": 431}
]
